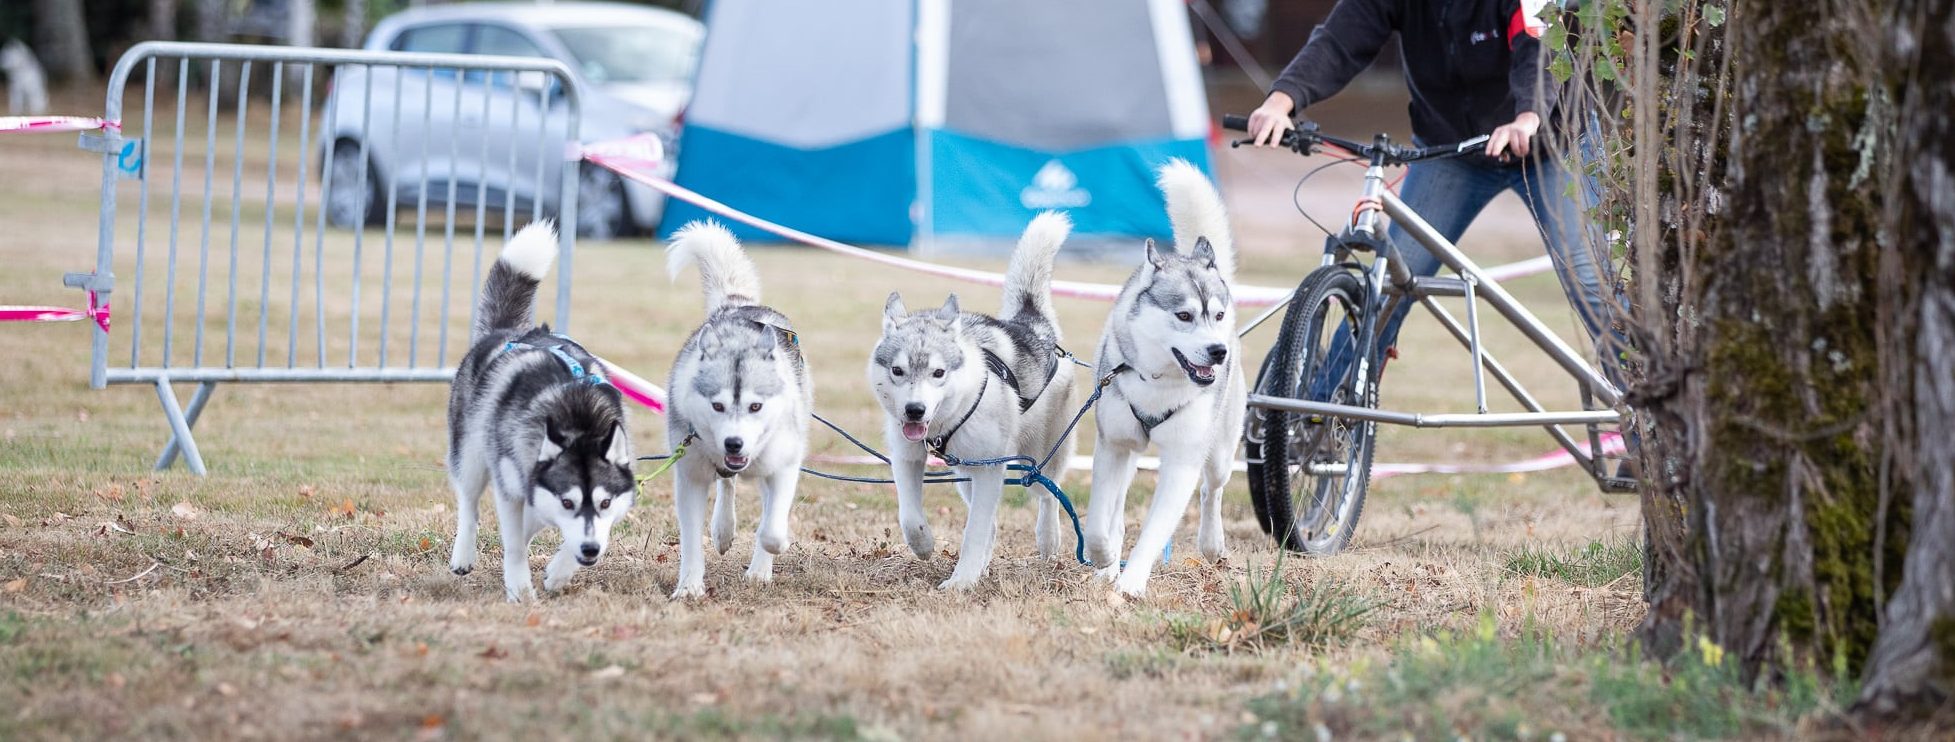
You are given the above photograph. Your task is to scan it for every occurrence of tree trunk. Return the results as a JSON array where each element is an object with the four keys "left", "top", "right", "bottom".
[
  {"left": 341, "top": 0, "right": 368, "bottom": 49},
  {"left": 1634, "top": 0, "right": 1904, "bottom": 682},
  {"left": 32, "top": 0, "right": 96, "bottom": 84},
  {"left": 1858, "top": 0, "right": 1955, "bottom": 714},
  {"left": 193, "top": 0, "right": 229, "bottom": 43},
  {"left": 149, "top": 0, "right": 180, "bottom": 41}
]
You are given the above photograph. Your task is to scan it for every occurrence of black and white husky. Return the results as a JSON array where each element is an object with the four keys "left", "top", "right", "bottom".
[
  {"left": 1084, "top": 160, "right": 1247, "bottom": 598},
  {"left": 869, "top": 212, "right": 1078, "bottom": 590},
  {"left": 665, "top": 221, "right": 813, "bottom": 599},
  {"left": 447, "top": 221, "right": 636, "bottom": 603}
]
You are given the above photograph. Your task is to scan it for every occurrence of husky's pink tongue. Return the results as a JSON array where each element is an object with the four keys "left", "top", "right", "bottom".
[{"left": 902, "top": 422, "right": 929, "bottom": 442}]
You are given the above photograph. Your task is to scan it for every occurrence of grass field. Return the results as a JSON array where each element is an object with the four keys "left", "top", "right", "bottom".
[{"left": 0, "top": 88, "right": 1848, "bottom": 739}]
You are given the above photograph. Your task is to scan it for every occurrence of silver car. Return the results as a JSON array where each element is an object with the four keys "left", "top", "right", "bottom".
[{"left": 321, "top": 2, "right": 702, "bottom": 238}]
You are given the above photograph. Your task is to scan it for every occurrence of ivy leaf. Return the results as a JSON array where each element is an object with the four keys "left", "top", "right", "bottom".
[{"left": 1704, "top": 4, "right": 1727, "bottom": 27}]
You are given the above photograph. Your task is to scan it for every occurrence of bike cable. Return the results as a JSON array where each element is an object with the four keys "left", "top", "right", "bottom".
[{"left": 1291, "top": 156, "right": 1363, "bottom": 238}]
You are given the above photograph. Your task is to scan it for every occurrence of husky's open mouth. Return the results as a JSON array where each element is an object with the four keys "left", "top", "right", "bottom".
[
  {"left": 901, "top": 422, "right": 930, "bottom": 442},
  {"left": 722, "top": 453, "right": 750, "bottom": 472},
  {"left": 576, "top": 554, "right": 599, "bottom": 566},
  {"left": 1172, "top": 348, "right": 1218, "bottom": 386}
]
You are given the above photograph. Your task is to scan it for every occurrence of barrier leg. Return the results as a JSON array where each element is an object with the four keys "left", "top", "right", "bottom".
[{"left": 153, "top": 378, "right": 210, "bottom": 475}]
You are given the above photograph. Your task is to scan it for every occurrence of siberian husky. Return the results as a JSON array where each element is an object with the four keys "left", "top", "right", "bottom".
[
  {"left": 869, "top": 212, "right": 1078, "bottom": 590},
  {"left": 1083, "top": 160, "right": 1247, "bottom": 597},
  {"left": 1, "top": 40, "right": 49, "bottom": 115},
  {"left": 665, "top": 220, "right": 813, "bottom": 599},
  {"left": 446, "top": 221, "right": 636, "bottom": 603}
]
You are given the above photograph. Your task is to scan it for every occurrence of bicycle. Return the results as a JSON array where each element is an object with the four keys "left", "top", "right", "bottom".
[{"left": 1222, "top": 114, "right": 1636, "bottom": 556}]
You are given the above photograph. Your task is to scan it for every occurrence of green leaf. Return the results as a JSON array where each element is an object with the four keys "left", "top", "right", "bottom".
[{"left": 1705, "top": 3, "right": 1726, "bottom": 27}]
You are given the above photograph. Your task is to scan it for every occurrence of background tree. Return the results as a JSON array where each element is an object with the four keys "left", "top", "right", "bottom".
[
  {"left": 32, "top": 0, "right": 96, "bottom": 83},
  {"left": 1551, "top": 0, "right": 1951, "bottom": 722}
]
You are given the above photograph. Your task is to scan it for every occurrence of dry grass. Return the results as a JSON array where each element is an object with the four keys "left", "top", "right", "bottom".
[{"left": 2, "top": 87, "right": 1647, "bottom": 739}]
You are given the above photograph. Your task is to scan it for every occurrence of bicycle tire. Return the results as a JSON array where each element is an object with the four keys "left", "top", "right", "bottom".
[
  {"left": 1243, "top": 347, "right": 1283, "bottom": 536},
  {"left": 1255, "top": 266, "right": 1378, "bottom": 554}
]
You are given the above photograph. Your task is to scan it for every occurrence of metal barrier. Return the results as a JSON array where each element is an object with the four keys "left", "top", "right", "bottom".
[{"left": 71, "top": 42, "right": 585, "bottom": 475}]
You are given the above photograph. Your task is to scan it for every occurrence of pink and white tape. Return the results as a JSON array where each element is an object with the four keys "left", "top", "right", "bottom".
[{"left": 0, "top": 116, "right": 117, "bottom": 134}]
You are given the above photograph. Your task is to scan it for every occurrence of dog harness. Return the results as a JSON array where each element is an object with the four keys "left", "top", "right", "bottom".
[
  {"left": 1107, "top": 362, "right": 1195, "bottom": 437},
  {"left": 499, "top": 334, "right": 611, "bottom": 387},
  {"left": 925, "top": 374, "right": 987, "bottom": 460}
]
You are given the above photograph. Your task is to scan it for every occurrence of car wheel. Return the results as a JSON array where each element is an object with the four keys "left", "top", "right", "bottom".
[
  {"left": 574, "top": 166, "right": 630, "bottom": 240},
  {"left": 324, "top": 143, "right": 380, "bottom": 229}
]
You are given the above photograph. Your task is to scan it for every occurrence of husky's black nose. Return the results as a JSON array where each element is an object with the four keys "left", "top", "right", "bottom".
[
  {"left": 580, "top": 542, "right": 601, "bottom": 560},
  {"left": 723, "top": 436, "right": 744, "bottom": 455},
  {"left": 903, "top": 402, "right": 926, "bottom": 421},
  {"left": 1205, "top": 344, "right": 1229, "bottom": 364}
]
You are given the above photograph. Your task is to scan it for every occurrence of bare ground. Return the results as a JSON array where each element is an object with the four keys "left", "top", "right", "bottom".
[{"left": 2, "top": 85, "right": 1645, "bottom": 740}]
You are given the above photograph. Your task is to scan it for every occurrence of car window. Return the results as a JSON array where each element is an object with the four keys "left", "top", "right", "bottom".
[
  {"left": 551, "top": 25, "right": 702, "bottom": 85},
  {"left": 474, "top": 25, "right": 547, "bottom": 58},
  {"left": 391, "top": 24, "right": 471, "bottom": 54}
]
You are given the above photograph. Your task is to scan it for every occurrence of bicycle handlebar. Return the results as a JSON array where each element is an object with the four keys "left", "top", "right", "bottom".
[{"left": 1220, "top": 114, "right": 1490, "bottom": 165}]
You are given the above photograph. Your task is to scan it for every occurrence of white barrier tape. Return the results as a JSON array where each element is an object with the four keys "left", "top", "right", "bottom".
[
  {"left": 0, "top": 115, "right": 117, "bottom": 134},
  {"left": 804, "top": 432, "right": 1623, "bottom": 482},
  {"left": 584, "top": 154, "right": 1558, "bottom": 308}
]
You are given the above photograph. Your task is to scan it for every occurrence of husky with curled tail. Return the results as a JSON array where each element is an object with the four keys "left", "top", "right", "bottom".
[
  {"left": 665, "top": 220, "right": 812, "bottom": 599},
  {"left": 447, "top": 221, "right": 636, "bottom": 603},
  {"left": 868, "top": 212, "right": 1078, "bottom": 590},
  {"left": 1083, "top": 160, "right": 1247, "bottom": 598}
]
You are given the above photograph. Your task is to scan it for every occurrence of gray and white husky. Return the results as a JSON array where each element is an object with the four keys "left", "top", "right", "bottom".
[
  {"left": 447, "top": 221, "right": 636, "bottom": 603},
  {"left": 665, "top": 220, "right": 813, "bottom": 599},
  {"left": 1, "top": 40, "right": 49, "bottom": 115},
  {"left": 869, "top": 212, "right": 1078, "bottom": 590},
  {"left": 1084, "top": 160, "right": 1247, "bottom": 597}
]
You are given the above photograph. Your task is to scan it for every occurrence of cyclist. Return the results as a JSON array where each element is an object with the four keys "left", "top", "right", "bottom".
[{"left": 1245, "top": 0, "right": 1626, "bottom": 399}]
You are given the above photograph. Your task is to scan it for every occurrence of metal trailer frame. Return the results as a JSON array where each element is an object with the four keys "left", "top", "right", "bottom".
[
  {"left": 1242, "top": 184, "right": 1630, "bottom": 489},
  {"left": 70, "top": 42, "right": 584, "bottom": 475}
]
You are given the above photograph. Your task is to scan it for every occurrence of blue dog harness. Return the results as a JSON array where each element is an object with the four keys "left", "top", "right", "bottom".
[{"left": 501, "top": 334, "right": 610, "bottom": 387}]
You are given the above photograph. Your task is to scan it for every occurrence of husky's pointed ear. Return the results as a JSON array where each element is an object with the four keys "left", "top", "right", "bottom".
[
  {"left": 883, "top": 292, "right": 906, "bottom": 330},
  {"left": 937, "top": 294, "right": 960, "bottom": 318},
  {"left": 604, "top": 424, "right": 631, "bottom": 468},
  {"left": 539, "top": 421, "right": 565, "bottom": 462},
  {"left": 751, "top": 327, "right": 777, "bottom": 358},
  {"left": 1144, "top": 238, "right": 1168, "bottom": 270},
  {"left": 1190, "top": 237, "right": 1217, "bottom": 270}
]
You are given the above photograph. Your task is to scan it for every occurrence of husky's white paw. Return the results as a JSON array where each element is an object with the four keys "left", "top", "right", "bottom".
[
  {"left": 903, "top": 522, "right": 935, "bottom": 560},
  {"left": 670, "top": 580, "right": 707, "bottom": 600},
  {"left": 1198, "top": 532, "right": 1227, "bottom": 563},
  {"left": 504, "top": 577, "right": 538, "bottom": 604},
  {"left": 1085, "top": 540, "right": 1117, "bottom": 569},
  {"left": 712, "top": 526, "right": 734, "bottom": 556},
  {"left": 450, "top": 547, "right": 477, "bottom": 576},
  {"left": 937, "top": 572, "right": 982, "bottom": 591},
  {"left": 744, "top": 563, "right": 774, "bottom": 583},
  {"left": 543, "top": 562, "right": 578, "bottom": 593},
  {"left": 1092, "top": 564, "right": 1122, "bottom": 584},
  {"left": 759, "top": 528, "right": 790, "bottom": 556},
  {"left": 1113, "top": 573, "right": 1149, "bottom": 598}
]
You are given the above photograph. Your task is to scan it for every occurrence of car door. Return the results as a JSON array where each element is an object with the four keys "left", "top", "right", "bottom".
[
  {"left": 387, "top": 22, "right": 474, "bottom": 206},
  {"left": 467, "top": 24, "right": 572, "bottom": 223}
]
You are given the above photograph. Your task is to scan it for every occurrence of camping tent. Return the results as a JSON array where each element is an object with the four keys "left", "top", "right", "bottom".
[{"left": 660, "top": 0, "right": 1213, "bottom": 249}]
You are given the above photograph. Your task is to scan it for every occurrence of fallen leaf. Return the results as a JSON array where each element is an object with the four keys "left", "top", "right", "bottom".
[
  {"left": 1106, "top": 590, "right": 1126, "bottom": 607},
  {"left": 215, "top": 682, "right": 237, "bottom": 697},
  {"left": 420, "top": 714, "right": 445, "bottom": 730},
  {"left": 413, "top": 642, "right": 429, "bottom": 657},
  {"left": 297, "top": 485, "right": 315, "bottom": 499},
  {"left": 94, "top": 484, "right": 124, "bottom": 502},
  {"left": 1, "top": 514, "right": 19, "bottom": 528},
  {"left": 418, "top": 537, "right": 433, "bottom": 553},
  {"left": 3, "top": 578, "right": 26, "bottom": 593},
  {"left": 590, "top": 665, "right": 626, "bottom": 680},
  {"left": 279, "top": 532, "right": 314, "bottom": 548},
  {"left": 524, "top": 613, "right": 541, "bottom": 628},
  {"left": 171, "top": 502, "right": 200, "bottom": 520},
  {"left": 479, "top": 645, "right": 508, "bottom": 660},
  {"left": 327, "top": 499, "right": 357, "bottom": 519},
  {"left": 105, "top": 672, "right": 126, "bottom": 689}
]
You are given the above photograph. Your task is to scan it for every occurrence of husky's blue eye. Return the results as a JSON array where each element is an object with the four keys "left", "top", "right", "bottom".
[
  {"left": 932, "top": 369, "right": 946, "bottom": 379},
  {"left": 712, "top": 402, "right": 725, "bottom": 413},
  {"left": 891, "top": 367, "right": 906, "bottom": 377},
  {"left": 1175, "top": 311, "right": 1194, "bottom": 322}
]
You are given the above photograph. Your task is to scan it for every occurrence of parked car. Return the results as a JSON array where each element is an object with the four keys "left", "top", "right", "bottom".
[{"left": 321, "top": 2, "right": 702, "bottom": 238}]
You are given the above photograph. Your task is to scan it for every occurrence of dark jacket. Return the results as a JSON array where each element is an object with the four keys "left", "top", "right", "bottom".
[{"left": 1270, "top": 0, "right": 1555, "bottom": 148}]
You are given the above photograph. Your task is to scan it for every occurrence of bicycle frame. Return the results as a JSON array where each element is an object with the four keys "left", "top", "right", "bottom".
[{"left": 1243, "top": 147, "right": 1631, "bottom": 489}]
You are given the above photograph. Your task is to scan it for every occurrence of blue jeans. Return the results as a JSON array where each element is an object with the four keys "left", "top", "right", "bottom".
[{"left": 1311, "top": 150, "right": 1625, "bottom": 400}]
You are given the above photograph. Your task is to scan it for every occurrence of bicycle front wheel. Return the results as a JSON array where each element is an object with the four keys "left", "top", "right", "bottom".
[{"left": 1252, "top": 266, "right": 1377, "bottom": 555}]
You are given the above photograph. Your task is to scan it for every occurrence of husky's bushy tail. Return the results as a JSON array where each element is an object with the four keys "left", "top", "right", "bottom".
[
  {"left": 1156, "top": 159, "right": 1235, "bottom": 280},
  {"left": 667, "top": 220, "right": 761, "bottom": 312},
  {"left": 1002, "top": 211, "right": 1071, "bottom": 321},
  {"left": 475, "top": 220, "right": 557, "bottom": 338}
]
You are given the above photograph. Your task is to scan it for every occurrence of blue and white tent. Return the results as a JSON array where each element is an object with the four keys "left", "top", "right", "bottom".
[{"left": 660, "top": 0, "right": 1213, "bottom": 249}]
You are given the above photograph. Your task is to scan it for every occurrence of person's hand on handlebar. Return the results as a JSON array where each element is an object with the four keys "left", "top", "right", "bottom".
[
  {"left": 1486, "top": 112, "right": 1541, "bottom": 161},
  {"left": 1247, "top": 91, "right": 1297, "bottom": 148}
]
